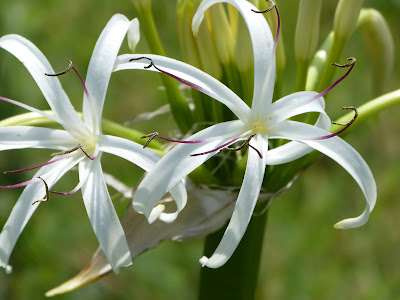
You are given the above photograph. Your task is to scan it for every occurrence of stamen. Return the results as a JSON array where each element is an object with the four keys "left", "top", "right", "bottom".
[
  {"left": 313, "top": 106, "right": 358, "bottom": 140},
  {"left": 32, "top": 177, "right": 50, "bottom": 205},
  {"left": 225, "top": 134, "right": 263, "bottom": 159},
  {"left": 51, "top": 144, "right": 95, "bottom": 160},
  {"left": 0, "top": 177, "right": 41, "bottom": 189},
  {"left": 251, "top": 0, "right": 275, "bottom": 13},
  {"left": 129, "top": 57, "right": 214, "bottom": 98},
  {"left": 4, "top": 156, "right": 67, "bottom": 174},
  {"left": 190, "top": 136, "right": 241, "bottom": 157},
  {"left": 45, "top": 59, "right": 73, "bottom": 76},
  {"left": 140, "top": 132, "right": 207, "bottom": 148}
]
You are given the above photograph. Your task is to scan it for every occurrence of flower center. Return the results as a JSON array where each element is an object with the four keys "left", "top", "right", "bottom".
[{"left": 251, "top": 121, "right": 267, "bottom": 134}]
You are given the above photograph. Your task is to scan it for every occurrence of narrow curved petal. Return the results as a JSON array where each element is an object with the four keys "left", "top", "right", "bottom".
[
  {"left": 0, "top": 155, "right": 82, "bottom": 271},
  {"left": 200, "top": 134, "right": 268, "bottom": 268},
  {"left": 271, "top": 121, "right": 376, "bottom": 228},
  {"left": 0, "top": 126, "right": 76, "bottom": 151},
  {"left": 270, "top": 91, "right": 326, "bottom": 123},
  {"left": 193, "top": 0, "right": 275, "bottom": 114},
  {"left": 79, "top": 159, "right": 131, "bottom": 272},
  {"left": 83, "top": 15, "right": 131, "bottom": 133},
  {"left": 0, "top": 35, "right": 90, "bottom": 138},
  {"left": 98, "top": 134, "right": 160, "bottom": 172},
  {"left": 132, "top": 120, "right": 247, "bottom": 219},
  {"left": 98, "top": 134, "right": 187, "bottom": 223},
  {"left": 266, "top": 93, "right": 331, "bottom": 165},
  {"left": 114, "top": 54, "right": 251, "bottom": 121}
]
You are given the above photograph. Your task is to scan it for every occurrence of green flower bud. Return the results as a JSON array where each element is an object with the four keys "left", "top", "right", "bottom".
[
  {"left": 131, "top": 0, "right": 151, "bottom": 12},
  {"left": 177, "top": 0, "right": 202, "bottom": 67},
  {"left": 358, "top": 8, "right": 394, "bottom": 95},
  {"left": 208, "top": 4, "right": 234, "bottom": 65},
  {"left": 333, "top": 0, "right": 364, "bottom": 43},
  {"left": 294, "top": 0, "right": 322, "bottom": 63}
]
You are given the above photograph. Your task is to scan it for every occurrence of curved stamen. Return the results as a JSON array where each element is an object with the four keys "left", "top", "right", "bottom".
[
  {"left": 129, "top": 57, "right": 215, "bottom": 99},
  {"left": 50, "top": 183, "right": 81, "bottom": 196},
  {"left": 0, "top": 177, "right": 41, "bottom": 189},
  {"left": 140, "top": 132, "right": 208, "bottom": 149},
  {"left": 190, "top": 136, "right": 242, "bottom": 157},
  {"left": 224, "top": 134, "right": 263, "bottom": 158},
  {"left": 32, "top": 177, "right": 50, "bottom": 205},
  {"left": 251, "top": 0, "right": 275, "bottom": 14},
  {"left": 313, "top": 106, "right": 358, "bottom": 140},
  {"left": 51, "top": 144, "right": 95, "bottom": 160},
  {"left": 45, "top": 59, "right": 73, "bottom": 77},
  {"left": 4, "top": 156, "right": 68, "bottom": 174}
]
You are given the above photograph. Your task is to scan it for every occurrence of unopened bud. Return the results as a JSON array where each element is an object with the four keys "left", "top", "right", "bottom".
[
  {"left": 333, "top": 0, "right": 364, "bottom": 42},
  {"left": 295, "top": 0, "right": 322, "bottom": 63},
  {"left": 132, "top": 0, "right": 151, "bottom": 12},
  {"left": 358, "top": 8, "right": 394, "bottom": 95},
  {"left": 127, "top": 18, "right": 140, "bottom": 53}
]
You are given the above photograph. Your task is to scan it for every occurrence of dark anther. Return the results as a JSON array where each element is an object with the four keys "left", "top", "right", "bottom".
[
  {"left": 45, "top": 59, "right": 73, "bottom": 76},
  {"left": 51, "top": 144, "right": 95, "bottom": 160},
  {"left": 225, "top": 134, "right": 256, "bottom": 152},
  {"left": 32, "top": 177, "right": 50, "bottom": 205},
  {"left": 139, "top": 132, "right": 159, "bottom": 148},
  {"left": 331, "top": 57, "right": 356, "bottom": 68},
  {"left": 252, "top": 0, "right": 275, "bottom": 13},
  {"left": 332, "top": 106, "right": 358, "bottom": 127},
  {"left": 129, "top": 57, "right": 156, "bottom": 69},
  {"left": 51, "top": 144, "right": 83, "bottom": 157}
]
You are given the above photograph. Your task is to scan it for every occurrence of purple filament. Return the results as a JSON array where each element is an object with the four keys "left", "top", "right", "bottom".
[
  {"left": 190, "top": 136, "right": 242, "bottom": 157},
  {"left": 0, "top": 177, "right": 40, "bottom": 189},
  {"left": 4, "top": 156, "right": 67, "bottom": 174}
]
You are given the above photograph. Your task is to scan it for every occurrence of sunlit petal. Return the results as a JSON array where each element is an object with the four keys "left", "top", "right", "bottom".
[
  {"left": 79, "top": 159, "right": 132, "bottom": 272},
  {"left": 83, "top": 14, "right": 131, "bottom": 133},
  {"left": 200, "top": 134, "right": 268, "bottom": 268}
]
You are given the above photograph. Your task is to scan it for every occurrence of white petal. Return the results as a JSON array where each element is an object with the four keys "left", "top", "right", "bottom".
[
  {"left": 266, "top": 92, "right": 332, "bottom": 165},
  {"left": 0, "top": 155, "right": 82, "bottom": 270},
  {"left": 79, "top": 159, "right": 131, "bottom": 272},
  {"left": 193, "top": 0, "right": 275, "bottom": 114},
  {"left": 98, "top": 134, "right": 187, "bottom": 224},
  {"left": 127, "top": 18, "right": 140, "bottom": 53},
  {"left": 132, "top": 120, "right": 247, "bottom": 219},
  {"left": 271, "top": 121, "right": 376, "bottom": 228},
  {"left": 200, "top": 134, "right": 268, "bottom": 268},
  {"left": 114, "top": 54, "right": 251, "bottom": 121},
  {"left": 98, "top": 134, "right": 160, "bottom": 172},
  {"left": 83, "top": 14, "right": 131, "bottom": 133},
  {"left": 0, "top": 35, "right": 90, "bottom": 138},
  {"left": 0, "top": 126, "right": 76, "bottom": 151}
]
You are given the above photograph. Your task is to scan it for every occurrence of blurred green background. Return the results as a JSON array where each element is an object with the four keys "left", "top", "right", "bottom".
[{"left": 0, "top": 0, "right": 399, "bottom": 299}]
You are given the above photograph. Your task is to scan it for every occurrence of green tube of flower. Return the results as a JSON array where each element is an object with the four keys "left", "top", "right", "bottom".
[
  {"left": 334, "top": 0, "right": 364, "bottom": 43},
  {"left": 358, "top": 8, "right": 394, "bottom": 96}
]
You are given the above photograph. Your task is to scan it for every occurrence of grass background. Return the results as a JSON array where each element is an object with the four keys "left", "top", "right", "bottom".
[{"left": 0, "top": 0, "right": 399, "bottom": 299}]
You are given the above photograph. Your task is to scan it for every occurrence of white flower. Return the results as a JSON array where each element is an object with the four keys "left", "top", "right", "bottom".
[
  {"left": 0, "top": 15, "right": 186, "bottom": 273},
  {"left": 114, "top": 0, "right": 376, "bottom": 268}
]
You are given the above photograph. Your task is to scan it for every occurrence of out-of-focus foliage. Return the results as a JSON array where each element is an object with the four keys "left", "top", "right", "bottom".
[{"left": 0, "top": 0, "right": 399, "bottom": 299}]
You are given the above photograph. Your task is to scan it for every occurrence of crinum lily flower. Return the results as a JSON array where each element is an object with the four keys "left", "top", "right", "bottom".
[
  {"left": 0, "top": 14, "right": 186, "bottom": 272},
  {"left": 114, "top": 0, "right": 376, "bottom": 268}
]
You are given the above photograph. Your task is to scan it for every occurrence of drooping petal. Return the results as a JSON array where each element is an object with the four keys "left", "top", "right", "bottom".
[
  {"left": 266, "top": 92, "right": 331, "bottom": 165},
  {"left": 132, "top": 120, "right": 247, "bottom": 220},
  {"left": 193, "top": 0, "right": 275, "bottom": 114},
  {"left": 200, "top": 134, "right": 268, "bottom": 268},
  {"left": 270, "top": 121, "right": 376, "bottom": 228},
  {"left": 98, "top": 134, "right": 187, "bottom": 224},
  {"left": 0, "top": 126, "right": 76, "bottom": 151},
  {"left": 78, "top": 159, "right": 131, "bottom": 272},
  {"left": 0, "top": 155, "right": 82, "bottom": 271},
  {"left": 114, "top": 54, "right": 251, "bottom": 121},
  {"left": 0, "top": 35, "right": 90, "bottom": 138},
  {"left": 83, "top": 14, "right": 131, "bottom": 134}
]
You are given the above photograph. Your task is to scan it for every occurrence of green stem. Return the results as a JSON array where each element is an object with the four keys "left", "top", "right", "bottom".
[
  {"left": 198, "top": 210, "right": 268, "bottom": 300},
  {"left": 136, "top": 4, "right": 194, "bottom": 133}
]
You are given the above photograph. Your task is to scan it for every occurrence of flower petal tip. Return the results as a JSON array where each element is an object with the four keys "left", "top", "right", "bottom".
[
  {"left": 199, "top": 256, "right": 209, "bottom": 267},
  {"left": 148, "top": 204, "right": 165, "bottom": 224}
]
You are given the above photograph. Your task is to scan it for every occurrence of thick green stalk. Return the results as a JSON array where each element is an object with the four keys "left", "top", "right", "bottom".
[
  {"left": 198, "top": 210, "right": 268, "bottom": 300},
  {"left": 135, "top": 3, "right": 194, "bottom": 133}
]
